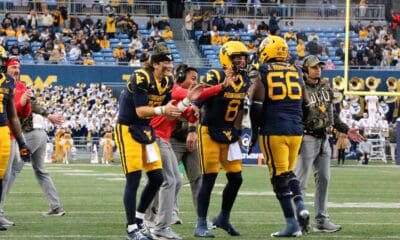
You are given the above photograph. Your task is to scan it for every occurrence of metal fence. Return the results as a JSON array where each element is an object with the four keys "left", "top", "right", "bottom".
[
  {"left": 186, "top": 2, "right": 385, "bottom": 21},
  {"left": 0, "top": 1, "right": 168, "bottom": 17},
  {"left": 0, "top": 1, "right": 385, "bottom": 20}
]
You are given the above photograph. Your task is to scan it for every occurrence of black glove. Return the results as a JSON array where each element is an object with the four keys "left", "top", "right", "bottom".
[{"left": 16, "top": 134, "right": 31, "bottom": 162}]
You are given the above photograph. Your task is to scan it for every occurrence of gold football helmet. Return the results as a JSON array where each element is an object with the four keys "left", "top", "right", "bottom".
[
  {"left": 219, "top": 41, "right": 249, "bottom": 71},
  {"left": 257, "top": 36, "right": 288, "bottom": 63}
]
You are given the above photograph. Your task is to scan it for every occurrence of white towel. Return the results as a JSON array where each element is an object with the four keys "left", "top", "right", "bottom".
[
  {"left": 228, "top": 141, "right": 242, "bottom": 161},
  {"left": 146, "top": 143, "right": 160, "bottom": 163}
]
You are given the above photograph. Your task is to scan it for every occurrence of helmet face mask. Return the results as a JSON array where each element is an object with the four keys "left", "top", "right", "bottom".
[
  {"left": 220, "top": 41, "right": 249, "bottom": 73},
  {"left": 257, "top": 36, "right": 288, "bottom": 63}
]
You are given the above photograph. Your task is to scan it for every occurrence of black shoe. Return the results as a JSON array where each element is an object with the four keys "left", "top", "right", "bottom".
[
  {"left": 212, "top": 217, "right": 240, "bottom": 236},
  {"left": 0, "top": 225, "right": 6, "bottom": 231}
]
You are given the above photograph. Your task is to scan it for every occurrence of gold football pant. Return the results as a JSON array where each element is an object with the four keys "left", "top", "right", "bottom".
[
  {"left": 115, "top": 124, "right": 162, "bottom": 174},
  {"left": 0, "top": 126, "right": 11, "bottom": 179},
  {"left": 259, "top": 135, "right": 303, "bottom": 177},
  {"left": 197, "top": 125, "right": 242, "bottom": 174}
]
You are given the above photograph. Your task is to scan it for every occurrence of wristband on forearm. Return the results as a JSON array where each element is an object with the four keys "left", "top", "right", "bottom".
[
  {"left": 188, "top": 126, "right": 197, "bottom": 133},
  {"left": 177, "top": 97, "right": 191, "bottom": 112},
  {"left": 154, "top": 106, "right": 165, "bottom": 115}
]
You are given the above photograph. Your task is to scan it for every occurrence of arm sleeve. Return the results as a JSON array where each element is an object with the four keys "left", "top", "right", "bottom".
[{"left": 198, "top": 84, "right": 222, "bottom": 100}]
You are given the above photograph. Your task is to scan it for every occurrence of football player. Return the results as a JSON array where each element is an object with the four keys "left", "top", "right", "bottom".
[
  {"left": 249, "top": 36, "right": 310, "bottom": 237},
  {"left": 115, "top": 43, "right": 202, "bottom": 240},
  {"left": 194, "top": 41, "right": 250, "bottom": 238},
  {"left": 0, "top": 54, "right": 31, "bottom": 230}
]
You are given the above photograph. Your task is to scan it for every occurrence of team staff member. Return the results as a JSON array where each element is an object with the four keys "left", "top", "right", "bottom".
[
  {"left": 249, "top": 36, "right": 310, "bottom": 237},
  {"left": 194, "top": 41, "right": 250, "bottom": 238},
  {"left": 147, "top": 64, "right": 230, "bottom": 239},
  {"left": 115, "top": 43, "right": 199, "bottom": 240},
  {"left": 0, "top": 56, "right": 30, "bottom": 231},
  {"left": 170, "top": 64, "right": 231, "bottom": 214},
  {"left": 0, "top": 58, "right": 65, "bottom": 228},
  {"left": 294, "top": 55, "right": 362, "bottom": 233}
]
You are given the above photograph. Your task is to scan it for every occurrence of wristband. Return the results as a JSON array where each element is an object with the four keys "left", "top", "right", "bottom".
[
  {"left": 188, "top": 126, "right": 197, "bottom": 133},
  {"left": 177, "top": 97, "right": 191, "bottom": 112},
  {"left": 154, "top": 106, "right": 165, "bottom": 115}
]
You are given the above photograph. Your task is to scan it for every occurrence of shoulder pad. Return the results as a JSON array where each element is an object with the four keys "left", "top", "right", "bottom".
[
  {"left": 133, "top": 69, "right": 151, "bottom": 85},
  {"left": 203, "top": 69, "right": 221, "bottom": 85}
]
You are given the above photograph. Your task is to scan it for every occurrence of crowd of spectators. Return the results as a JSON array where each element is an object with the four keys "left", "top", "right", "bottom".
[
  {"left": 190, "top": 5, "right": 398, "bottom": 68},
  {"left": 34, "top": 83, "right": 118, "bottom": 142},
  {"left": 0, "top": 6, "right": 174, "bottom": 66}
]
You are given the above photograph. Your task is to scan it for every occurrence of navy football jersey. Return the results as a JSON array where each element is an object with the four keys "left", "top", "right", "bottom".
[
  {"left": 0, "top": 73, "right": 16, "bottom": 126},
  {"left": 255, "top": 62, "right": 304, "bottom": 135},
  {"left": 199, "top": 69, "right": 250, "bottom": 127},
  {"left": 117, "top": 68, "right": 173, "bottom": 126}
]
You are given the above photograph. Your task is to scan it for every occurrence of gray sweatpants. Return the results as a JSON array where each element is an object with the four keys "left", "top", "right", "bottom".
[
  {"left": 170, "top": 137, "right": 201, "bottom": 209},
  {"left": 0, "top": 130, "right": 62, "bottom": 215},
  {"left": 153, "top": 138, "right": 183, "bottom": 230},
  {"left": 294, "top": 134, "right": 331, "bottom": 220}
]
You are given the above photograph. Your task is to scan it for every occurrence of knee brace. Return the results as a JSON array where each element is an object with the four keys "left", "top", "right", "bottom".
[
  {"left": 271, "top": 173, "right": 292, "bottom": 199},
  {"left": 287, "top": 171, "right": 302, "bottom": 200}
]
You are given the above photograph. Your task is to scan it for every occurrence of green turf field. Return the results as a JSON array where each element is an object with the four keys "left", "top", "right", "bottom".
[{"left": 1, "top": 161, "right": 399, "bottom": 239}]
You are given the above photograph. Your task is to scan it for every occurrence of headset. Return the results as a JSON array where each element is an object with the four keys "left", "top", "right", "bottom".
[
  {"left": 176, "top": 64, "right": 189, "bottom": 83},
  {"left": 175, "top": 64, "right": 197, "bottom": 83}
]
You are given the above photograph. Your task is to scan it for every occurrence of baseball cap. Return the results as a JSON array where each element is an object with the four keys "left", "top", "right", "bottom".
[
  {"left": 151, "top": 43, "right": 173, "bottom": 63},
  {"left": 303, "top": 55, "right": 325, "bottom": 68}
]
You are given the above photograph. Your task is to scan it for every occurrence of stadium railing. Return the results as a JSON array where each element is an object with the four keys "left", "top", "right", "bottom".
[
  {"left": 186, "top": 2, "right": 385, "bottom": 21},
  {"left": 0, "top": 1, "right": 168, "bottom": 17}
]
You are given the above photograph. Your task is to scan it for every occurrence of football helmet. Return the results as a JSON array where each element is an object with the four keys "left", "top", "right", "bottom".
[
  {"left": 257, "top": 35, "right": 288, "bottom": 63},
  {"left": 219, "top": 41, "right": 249, "bottom": 72}
]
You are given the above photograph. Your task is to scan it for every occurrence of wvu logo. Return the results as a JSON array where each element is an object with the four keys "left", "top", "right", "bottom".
[
  {"left": 144, "top": 130, "right": 153, "bottom": 140},
  {"left": 20, "top": 75, "right": 57, "bottom": 90},
  {"left": 223, "top": 130, "right": 232, "bottom": 141},
  {"left": 318, "top": 104, "right": 326, "bottom": 113}
]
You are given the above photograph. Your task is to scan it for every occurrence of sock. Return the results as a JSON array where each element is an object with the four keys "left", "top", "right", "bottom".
[
  {"left": 136, "top": 169, "right": 163, "bottom": 214},
  {"left": 135, "top": 211, "right": 144, "bottom": 227},
  {"left": 197, "top": 173, "right": 217, "bottom": 218},
  {"left": 197, "top": 217, "right": 208, "bottom": 228},
  {"left": 124, "top": 171, "right": 141, "bottom": 225},
  {"left": 127, "top": 224, "right": 138, "bottom": 233},
  {"left": 278, "top": 195, "right": 295, "bottom": 218},
  {"left": 221, "top": 172, "right": 242, "bottom": 214}
]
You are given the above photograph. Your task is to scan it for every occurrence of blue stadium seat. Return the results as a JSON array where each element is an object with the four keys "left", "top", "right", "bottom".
[
  {"left": 21, "top": 54, "right": 33, "bottom": 60},
  {"left": 120, "top": 38, "right": 130, "bottom": 44},
  {"left": 101, "top": 48, "right": 112, "bottom": 53},
  {"left": 333, "top": 60, "right": 343, "bottom": 65},
  {"left": 94, "top": 56, "right": 104, "bottom": 61},
  {"left": 92, "top": 52, "right": 103, "bottom": 57},
  {"left": 116, "top": 34, "right": 129, "bottom": 39},
  {"left": 104, "top": 57, "right": 116, "bottom": 62},
  {"left": 103, "top": 52, "right": 113, "bottom": 57},
  {"left": 21, "top": 59, "right": 35, "bottom": 64},
  {"left": 109, "top": 38, "right": 119, "bottom": 44}
]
